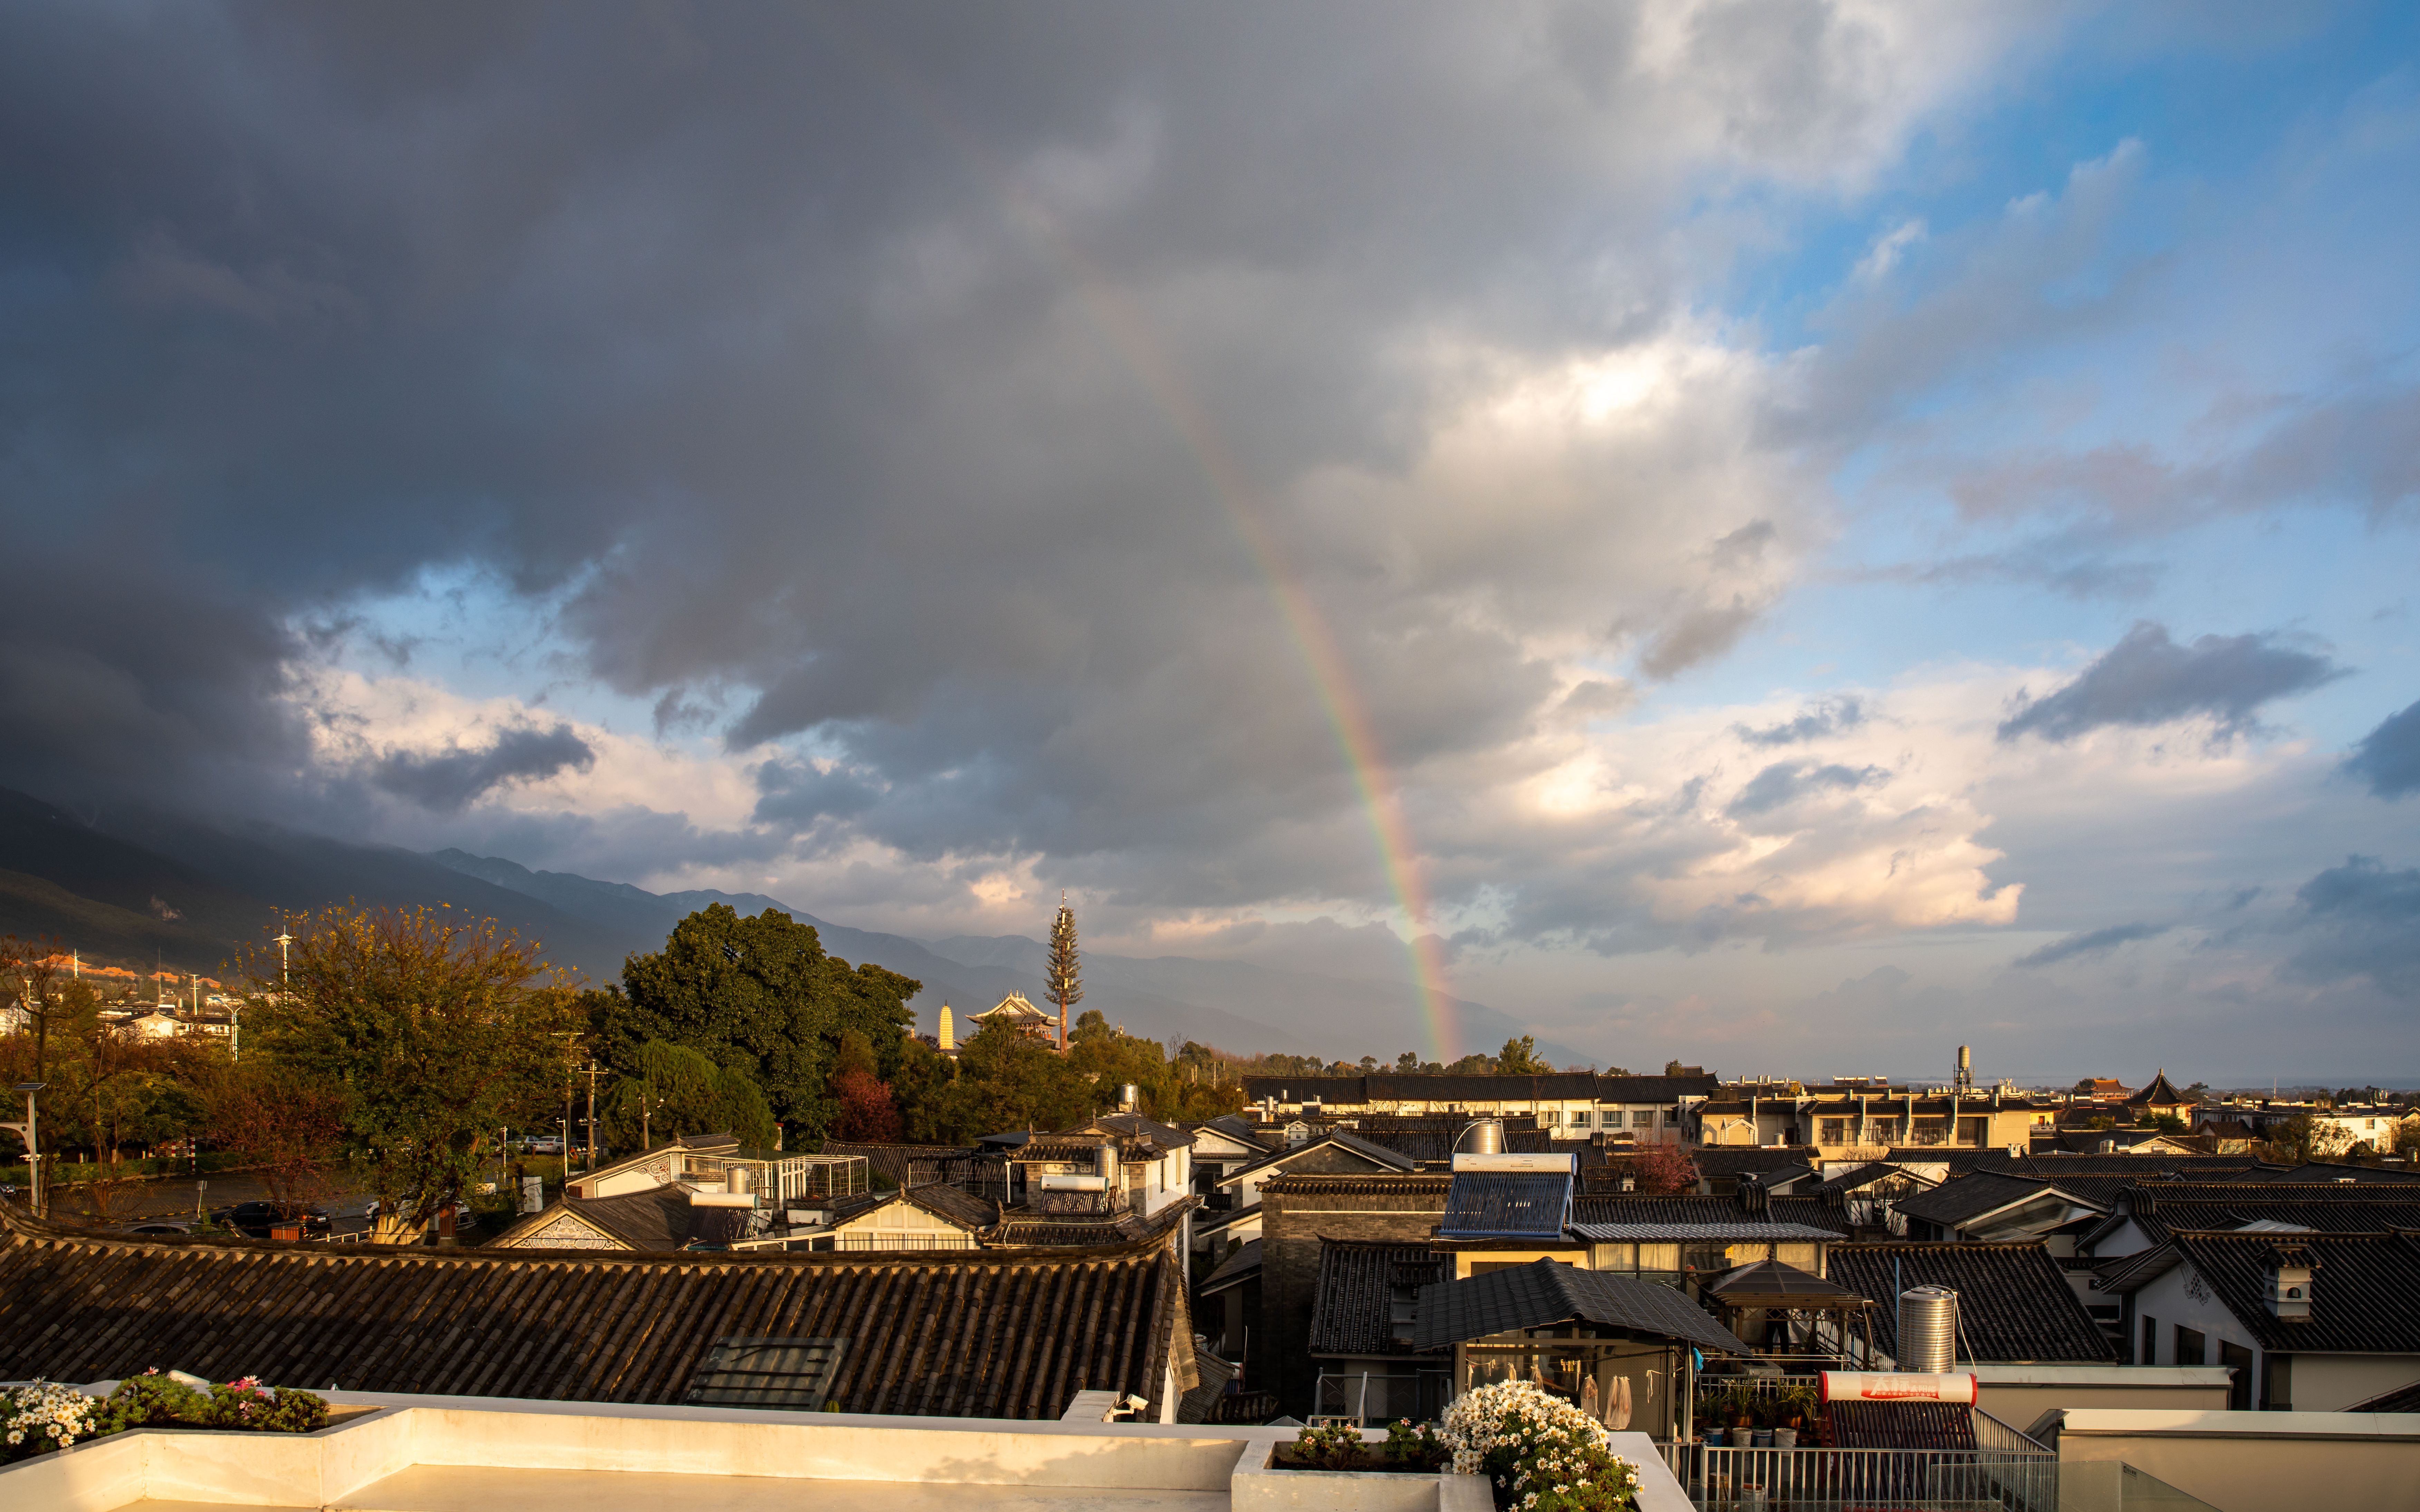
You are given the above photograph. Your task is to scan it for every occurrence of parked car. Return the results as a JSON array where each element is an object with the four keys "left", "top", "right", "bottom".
[
  {"left": 214, "top": 1201, "right": 332, "bottom": 1238},
  {"left": 522, "top": 1135, "right": 564, "bottom": 1155},
  {"left": 126, "top": 1220, "right": 192, "bottom": 1237}
]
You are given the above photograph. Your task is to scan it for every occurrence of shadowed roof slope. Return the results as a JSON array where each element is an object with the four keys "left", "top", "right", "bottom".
[
  {"left": 1825, "top": 1242, "right": 2115, "bottom": 1364},
  {"left": 1412, "top": 1258, "right": 1741, "bottom": 1357},
  {"left": 1308, "top": 1240, "right": 1446, "bottom": 1357},
  {"left": 0, "top": 1206, "right": 1189, "bottom": 1418}
]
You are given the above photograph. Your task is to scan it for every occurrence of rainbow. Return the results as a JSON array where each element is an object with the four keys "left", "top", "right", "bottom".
[{"left": 838, "top": 26, "right": 1461, "bottom": 1060}]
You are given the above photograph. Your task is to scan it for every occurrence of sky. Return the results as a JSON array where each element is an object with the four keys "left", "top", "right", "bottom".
[{"left": 2, "top": 3, "right": 2417, "bottom": 1082}]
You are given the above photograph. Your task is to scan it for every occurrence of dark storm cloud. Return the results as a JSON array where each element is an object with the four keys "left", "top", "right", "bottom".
[
  {"left": 1997, "top": 622, "right": 2344, "bottom": 744},
  {"left": 4, "top": 0, "right": 1927, "bottom": 902},
  {"left": 370, "top": 722, "right": 595, "bottom": 812},
  {"left": 2344, "top": 698, "right": 2420, "bottom": 799},
  {"left": 2013, "top": 920, "right": 2171, "bottom": 968},
  {"left": 1735, "top": 696, "right": 1866, "bottom": 747},
  {"left": 1725, "top": 760, "right": 1888, "bottom": 817},
  {"left": 2284, "top": 855, "right": 2420, "bottom": 992}
]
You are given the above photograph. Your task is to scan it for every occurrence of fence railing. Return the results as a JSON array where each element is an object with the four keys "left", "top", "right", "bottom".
[
  {"left": 1313, "top": 1369, "right": 1454, "bottom": 1425},
  {"left": 1661, "top": 1444, "right": 2056, "bottom": 1512}
]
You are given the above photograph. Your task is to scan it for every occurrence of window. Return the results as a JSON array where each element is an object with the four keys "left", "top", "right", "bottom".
[
  {"left": 1819, "top": 1118, "right": 1848, "bottom": 1145},
  {"left": 2176, "top": 1325, "right": 2206, "bottom": 1367},
  {"left": 1957, "top": 1117, "right": 1989, "bottom": 1146},
  {"left": 1543, "top": 1111, "right": 1562, "bottom": 1125},
  {"left": 1569, "top": 1111, "right": 1591, "bottom": 1127},
  {"left": 2141, "top": 1315, "right": 2158, "bottom": 1365}
]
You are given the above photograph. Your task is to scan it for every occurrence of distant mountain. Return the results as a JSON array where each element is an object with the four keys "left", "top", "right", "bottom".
[{"left": 0, "top": 783, "right": 1584, "bottom": 1064}]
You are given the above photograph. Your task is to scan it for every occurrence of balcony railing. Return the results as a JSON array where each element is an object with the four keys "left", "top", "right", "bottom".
[
  {"left": 1313, "top": 1369, "right": 1453, "bottom": 1426},
  {"left": 1029, "top": 1186, "right": 1129, "bottom": 1217},
  {"left": 1664, "top": 1444, "right": 2056, "bottom": 1512}
]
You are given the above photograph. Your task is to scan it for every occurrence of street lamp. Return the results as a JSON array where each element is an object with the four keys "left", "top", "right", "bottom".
[{"left": 4, "top": 1083, "right": 47, "bottom": 1218}]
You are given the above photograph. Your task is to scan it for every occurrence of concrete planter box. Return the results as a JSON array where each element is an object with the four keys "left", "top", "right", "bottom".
[{"left": 1231, "top": 1438, "right": 1460, "bottom": 1512}]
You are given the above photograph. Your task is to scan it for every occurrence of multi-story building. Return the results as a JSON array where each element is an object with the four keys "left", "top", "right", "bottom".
[
  {"left": 1686, "top": 1080, "right": 2055, "bottom": 1156},
  {"left": 1236, "top": 1070, "right": 1720, "bottom": 1141}
]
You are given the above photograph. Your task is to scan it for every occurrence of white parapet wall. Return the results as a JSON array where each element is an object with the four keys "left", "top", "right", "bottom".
[
  {"left": 0, "top": 1391, "right": 1696, "bottom": 1512},
  {"left": 1967, "top": 1364, "right": 2234, "bottom": 1435},
  {"left": 2043, "top": 1407, "right": 2420, "bottom": 1512}
]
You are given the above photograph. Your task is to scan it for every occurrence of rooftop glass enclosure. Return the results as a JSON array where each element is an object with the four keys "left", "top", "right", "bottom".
[{"left": 683, "top": 1150, "right": 868, "bottom": 1203}]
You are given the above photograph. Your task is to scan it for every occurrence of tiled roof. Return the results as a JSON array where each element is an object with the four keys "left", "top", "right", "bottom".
[
  {"left": 1199, "top": 1238, "right": 1262, "bottom": 1294},
  {"left": 1595, "top": 1075, "right": 1724, "bottom": 1103},
  {"left": 1891, "top": 1172, "right": 2064, "bottom": 1228},
  {"left": 2231, "top": 1161, "right": 2420, "bottom": 1185},
  {"left": 2349, "top": 1377, "right": 2420, "bottom": 1413},
  {"left": 1242, "top": 1073, "right": 1608, "bottom": 1105},
  {"left": 1307, "top": 1240, "right": 1446, "bottom": 1356},
  {"left": 1824, "top": 1242, "right": 2115, "bottom": 1364},
  {"left": 1259, "top": 1173, "right": 1456, "bottom": 1198},
  {"left": 1688, "top": 1147, "right": 1822, "bottom": 1177},
  {"left": 1811, "top": 1162, "right": 1908, "bottom": 1195},
  {"left": 1703, "top": 1259, "right": 1870, "bottom": 1306},
  {"left": 1569, "top": 1220, "right": 1840, "bottom": 1242},
  {"left": 1441, "top": 1172, "right": 1572, "bottom": 1238},
  {"left": 2124, "top": 1070, "right": 2191, "bottom": 1108},
  {"left": 546, "top": 1186, "right": 699, "bottom": 1250},
  {"left": 1214, "top": 1130, "right": 1419, "bottom": 1186},
  {"left": 1566, "top": 1193, "right": 1846, "bottom": 1234},
  {"left": 1080, "top": 1112, "right": 1196, "bottom": 1150},
  {"left": 1765, "top": 1196, "right": 1853, "bottom": 1235},
  {"left": 2110, "top": 1184, "right": 2420, "bottom": 1247},
  {"left": 2156, "top": 1230, "right": 2420, "bottom": 1354},
  {"left": 0, "top": 1206, "right": 1188, "bottom": 1418},
  {"left": 1411, "top": 1258, "right": 1742, "bottom": 1357}
]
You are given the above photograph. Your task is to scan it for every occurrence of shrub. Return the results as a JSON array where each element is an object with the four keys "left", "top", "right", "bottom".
[
  {"left": 1441, "top": 1380, "right": 1641, "bottom": 1512},
  {"left": 1384, "top": 1417, "right": 1449, "bottom": 1469},
  {"left": 1292, "top": 1421, "right": 1364, "bottom": 1470},
  {"left": 3, "top": 1372, "right": 329, "bottom": 1465}
]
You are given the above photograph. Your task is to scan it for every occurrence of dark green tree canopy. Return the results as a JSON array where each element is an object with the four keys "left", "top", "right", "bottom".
[{"left": 599, "top": 904, "right": 918, "bottom": 1137}]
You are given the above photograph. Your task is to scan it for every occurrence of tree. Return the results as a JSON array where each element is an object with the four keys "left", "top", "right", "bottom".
[
  {"left": 605, "top": 905, "right": 918, "bottom": 1139},
  {"left": 2145, "top": 1113, "right": 2189, "bottom": 1134},
  {"left": 919, "top": 1020, "right": 1092, "bottom": 1143},
  {"left": 2267, "top": 1113, "right": 2354, "bottom": 1164},
  {"left": 1070, "top": 1008, "right": 1114, "bottom": 1046},
  {"left": 1496, "top": 1035, "right": 1551, "bottom": 1075},
  {"left": 246, "top": 905, "right": 579, "bottom": 1232},
  {"left": 1044, "top": 898, "right": 1083, "bottom": 1053},
  {"left": 207, "top": 1062, "right": 347, "bottom": 1219},
  {"left": 831, "top": 1067, "right": 903, "bottom": 1141},
  {"left": 605, "top": 1039, "right": 776, "bottom": 1150},
  {"left": 1395, "top": 1051, "right": 1420, "bottom": 1073},
  {"left": 1625, "top": 1142, "right": 1700, "bottom": 1196}
]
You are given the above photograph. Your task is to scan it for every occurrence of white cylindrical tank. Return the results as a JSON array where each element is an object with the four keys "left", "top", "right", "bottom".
[
  {"left": 1120, "top": 1083, "right": 1139, "bottom": 1111},
  {"left": 1898, "top": 1287, "right": 1959, "bottom": 1373},
  {"left": 1467, "top": 1118, "right": 1505, "bottom": 1155}
]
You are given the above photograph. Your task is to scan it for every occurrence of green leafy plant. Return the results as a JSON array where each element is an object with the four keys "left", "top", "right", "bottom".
[
  {"left": 1384, "top": 1417, "right": 1448, "bottom": 1469},
  {"left": 1292, "top": 1421, "right": 1365, "bottom": 1470}
]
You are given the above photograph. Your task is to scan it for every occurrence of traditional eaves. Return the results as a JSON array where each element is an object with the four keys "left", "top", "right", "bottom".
[
  {"left": 1258, "top": 1173, "right": 1455, "bottom": 1198},
  {"left": 2124, "top": 1070, "right": 2192, "bottom": 1109},
  {"left": 1212, "top": 1130, "right": 1417, "bottom": 1187},
  {"left": 1890, "top": 1172, "right": 2069, "bottom": 1229},
  {"left": 1568, "top": 1221, "right": 1842, "bottom": 1243},
  {"left": 1824, "top": 1242, "right": 2116, "bottom": 1364},
  {"left": 1411, "top": 1258, "right": 1742, "bottom": 1357},
  {"left": 2105, "top": 1185, "right": 2420, "bottom": 1248},
  {"left": 0, "top": 1207, "right": 1190, "bottom": 1418}
]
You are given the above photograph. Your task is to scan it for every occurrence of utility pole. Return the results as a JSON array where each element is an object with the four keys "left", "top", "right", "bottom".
[
  {"left": 585, "top": 1060, "right": 601, "bottom": 1173},
  {"left": 4, "top": 1083, "right": 45, "bottom": 1218}
]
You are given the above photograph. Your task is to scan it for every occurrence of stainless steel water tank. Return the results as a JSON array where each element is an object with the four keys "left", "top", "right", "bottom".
[
  {"left": 1898, "top": 1286, "right": 1959, "bottom": 1373},
  {"left": 1095, "top": 1144, "right": 1120, "bottom": 1182},
  {"left": 1467, "top": 1118, "right": 1505, "bottom": 1155}
]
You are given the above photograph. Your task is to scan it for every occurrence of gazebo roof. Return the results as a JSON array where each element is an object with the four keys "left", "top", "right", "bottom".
[{"left": 1701, "top": 1258, "right": 1873, "bottom": 1309}]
